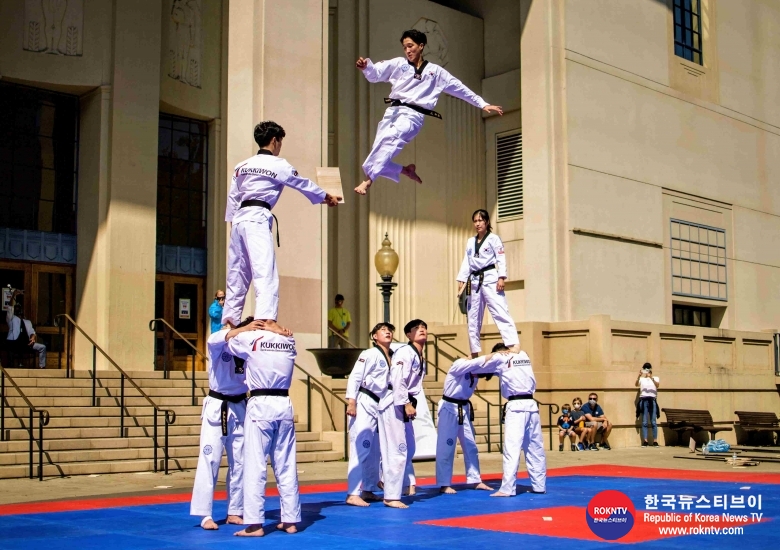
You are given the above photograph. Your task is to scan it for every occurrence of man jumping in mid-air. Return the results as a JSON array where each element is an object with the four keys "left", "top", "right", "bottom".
[{"left": 355, "top": 29, "right": 503, "bottom": 195}]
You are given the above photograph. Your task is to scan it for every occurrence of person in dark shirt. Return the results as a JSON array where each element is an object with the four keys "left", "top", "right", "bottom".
[
  {"left": 556, "top": 404, "right": 577, "bottom": 451},
  {"left": 570, "top": 397, "right": 590, "bottom": 451},
  {"left": 581, "top": 392, "right": 612, "bottom": 450}
]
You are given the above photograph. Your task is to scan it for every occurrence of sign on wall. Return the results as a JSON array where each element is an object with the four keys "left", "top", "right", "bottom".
[
  {"left": 179, "top": 298, "right": 191, "bottom": 319},
  {"left": 167, "top": 0, "right": 202, "bottom": 88},
  {"left": 23, "top": 0, "right": 84, "bottom": 56}
]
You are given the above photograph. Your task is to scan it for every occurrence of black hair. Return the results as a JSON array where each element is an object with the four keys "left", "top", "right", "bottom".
[
  {"left": 236, "top": 316, "right": 255, "bottom": 329},
  {"left": 472, "top": 209, "right": 493, "bottom": 233},
  {"left": 370, "top": 322, "right": 395, "bottom": 338},
  {"left": 335, "top": 294, "right": 345, "bottom": 302},
  {"left": 400, "top": 29, "right": 427, "bottom": 46},
  {"left": 403, "top": 319, "right": 427, "bottom": 335},
  {"left": 491, "top": 342, "right": 509, "bottom": 353},
  {"left": 642, "top": 362, "right": 652, "bottom": 370},
  {"left": 254, "top": 121, "right": 286, "bottom": 148}
]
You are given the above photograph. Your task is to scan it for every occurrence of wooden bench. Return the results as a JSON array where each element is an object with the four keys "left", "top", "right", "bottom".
[
  {"left": 662, "top": 408, "right": 733, "bottom": 444},
  {"left": 735, "top": 411, "right": 780, "bottom": 444}
]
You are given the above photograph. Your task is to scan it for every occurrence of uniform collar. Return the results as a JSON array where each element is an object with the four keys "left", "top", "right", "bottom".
[
  {"left": 373, "top": 343, "right": 393, "bottom": 363},
  {"left": 408, "top": 59, "right": 429, "bottom": 77},
  {"left": 257, "top": 149, "right": 273, "bottom": 155},
  {"left": 474, "top": 230, "right": 491, "bottom": 257}
]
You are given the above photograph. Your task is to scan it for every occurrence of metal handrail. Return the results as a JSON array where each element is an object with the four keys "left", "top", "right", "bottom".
[
  {"left": 293, "top": 362, "right": 349, "bottom": 461},
  {"left": 57, "top": 314, "right": 177, "bottom": 474},
  {"left": 0, "top": 363, "right": 50, "bottom": 480},
  {"left": 149, "top": 318, "right": 206, "bottom": 405},
  {"left": 327, "top": 327, "right": 358, "bottom": 348}
]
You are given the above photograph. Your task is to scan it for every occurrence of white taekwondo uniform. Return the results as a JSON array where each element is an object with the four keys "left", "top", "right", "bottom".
[
  {"left": 456, "top": 232, "right": 519, "bottom": 354},
  {"left": 190, "top": 329, "right": 248, "bottom": 520},
  {"left": 483, "top": 351, "right": 547, "bottom": 495},
  {"left": 345, "top": 344, "right": 394, "bottom": 496},
  {"left": 435, "top": 356, "right": 494, "bottom": 488},
  {"left": 222, "top": 150, "right": 327, "bottom": 326},
  {"left": 227, "top": 330, "right": 300, "bottom": 526},
  {"left": 378, "top": 343, "right": 424, "bottom": 500},
  {"left": 360, "top": 57, "right": 488, "bottom": 183}
]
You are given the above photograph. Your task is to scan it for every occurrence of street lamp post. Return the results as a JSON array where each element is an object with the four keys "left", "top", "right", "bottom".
[{"left": 374, "top": 233, "right": 399, "bottom": 324}]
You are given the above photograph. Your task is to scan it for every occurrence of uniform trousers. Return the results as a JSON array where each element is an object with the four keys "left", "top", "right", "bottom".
[
  {"left": 346, "top": 393, "right": 382, "bottom": 496},
  {"left": 467, "top": 278, "right": 518, "bottom": 354},
  {"left": 243, "top": 398, "right": 300, "bottom": 525},
  {"left": 190, "top": 398, "right": 245, "bottom": 517},
  {"left": 500, "top": 409, "right": 547, "bottom": 495},
  {"left": 362, "top": 107, "right": 424, "bottom": 183},
  {"left": 223, "top": 212, "right": 278, "bottom": 326},
  {"left": 435, "top": 403, "right": 482, "bottom": 487},
  {"left": 377, "top": 404, "right": 415, "bottom": 500}
]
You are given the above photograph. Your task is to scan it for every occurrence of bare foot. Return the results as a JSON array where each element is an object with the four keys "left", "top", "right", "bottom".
[
  {"left": 384, "top": 500, "right": 409, "bottom": 509},
  {"left": 361, "top": 491, "right": 382, "bottom": 502},
  {"left": 490, "top": 491, "right": 512, "bottom": 498},
  {"left": 474, "top": 482, "right": 493, "bottom": 491},
  {"left": 346, "top": 495, "right": 370, "bottom": 507},
  {"left": 276, "top": 523, "right": 298, "bottom": 534},
  {"left": 235, "top": 524, "right": 264, "bottom": 536},
  {"left": 226, "top": 515, "right": 243, "bottom": 525},
  {"left": 260, "top": 319, "right": 293, "bottom": 337},
  {"left": 403, "top": 485, "right": 416, "bottom": 496},
  {"left": 439, "top": 486, "right": 456, "bottom": 494},
  {"left": 401, "top": 164, "right": 422, "bottom": 184},
  {"left": 355, "top": 179, "right": 373, "bottom": 195},
  {"left": 201, "top": 518, "right": 218, "bottom": 530}
]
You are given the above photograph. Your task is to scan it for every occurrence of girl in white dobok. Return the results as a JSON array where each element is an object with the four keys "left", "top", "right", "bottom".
[{"left": 456, "top": 209, "right": 520, "bottom": 357}]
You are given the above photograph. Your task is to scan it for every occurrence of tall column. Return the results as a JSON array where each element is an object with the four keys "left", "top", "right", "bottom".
[{"left": 75, "top": 0, "right": 161, "bottom": 370}]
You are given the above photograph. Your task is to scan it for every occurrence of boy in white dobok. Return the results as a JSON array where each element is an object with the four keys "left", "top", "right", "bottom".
[
  {"left": 190, "top": 317, "right": 262, "bottom": 529},
  {"left": 436, "top": 354, "right": 501, "bottom": 494},
  {"left": 484, "top": 343, "right": 547, "bottom": 497},
  {"left": 344, "top": 322, "right": 396, "bottom": 507},
  {"left": 354, "top": 30, "right": 502, "bottom": 195},
  {"left": 223, "top": 121, "right": 341, "bottom": 335},
  {"left": 227, "top": 329, "right": 300, "bottom": 537},
  {"left": 378, "top": 319, "right": 427, "bottom": 509}
]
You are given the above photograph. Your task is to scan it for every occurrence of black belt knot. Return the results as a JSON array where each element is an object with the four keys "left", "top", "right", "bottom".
[
  {"left": 466, "top": 264, "right": 496, "bottom": 294},
  {"left": 208, "top": 390, "right": 247, "bottom": 436},
  {"left": 239, "top": 200, "right": 280, "bottom": 247},
  {"left": 358, "top": 386, "right": 380, "bottom": 403},
  {"left": 502, "top": 394, "right": 534, "bottom": 423},
  {"left": 384, "top": 98, "right": 442, "bottom": 119},
  {"left": 249, "top": 389, "right": 289, "bottom": 397},
  {"left": 442, "top": 395, "right": 475, "bottom": 425}
]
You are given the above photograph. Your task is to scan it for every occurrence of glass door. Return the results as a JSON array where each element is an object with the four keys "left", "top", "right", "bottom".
[{"left": 154, "top": 274, "right": 205, "bottom": 371}]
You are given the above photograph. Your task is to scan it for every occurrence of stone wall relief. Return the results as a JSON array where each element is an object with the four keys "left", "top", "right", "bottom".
[
  {"left": 23, "top": 0, "right": 84, "bottom": 56},
  {"left": 412, "top": 17, "right": 448, "bottom": 68},
  {"left": 168, "top": 0, "right": 202, "bottom": 88}
]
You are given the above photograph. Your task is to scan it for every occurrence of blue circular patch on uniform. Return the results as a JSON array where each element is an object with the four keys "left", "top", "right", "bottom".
[
  {"left": 379, "top": 360, "right": 387, "bottom": 368},
  {"left": 399, "top": 443, "right": 407, "bottom": 453},
  {"left": 203, "top": 445, "right": 212, "bottom": 456},
  {"left": 362, "top": 440, "right": 371, "bottom": 449},
  {"left": 446, "top": 438, "right": 454, "bottom": 446},
  {"left": 221, "top": 352, "right": 231, "bottom": 363}
]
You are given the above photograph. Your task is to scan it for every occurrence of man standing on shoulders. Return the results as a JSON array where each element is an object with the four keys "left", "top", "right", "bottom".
[{"left": 327, "top": 294, "right": 352, "bottom": 348}]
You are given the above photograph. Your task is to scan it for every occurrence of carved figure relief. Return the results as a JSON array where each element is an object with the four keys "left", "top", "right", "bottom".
[
  {"left": 168, "top": 0, "right": 202, "bottom": 88},
  {"left": 412, "top": 18, "right": 448, "bottom": 68},
  {"left": 23, "top": 0, "right": 84, "bottom": 56}
]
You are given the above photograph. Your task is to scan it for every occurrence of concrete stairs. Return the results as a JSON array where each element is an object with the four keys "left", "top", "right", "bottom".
[{"left": 0, "top": 369, "right": 341, "bottom": 479}]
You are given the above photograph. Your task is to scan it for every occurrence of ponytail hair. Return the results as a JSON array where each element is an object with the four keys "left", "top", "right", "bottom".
[{"left": 471, "top": 209, "right": 493, "bottom": 233}]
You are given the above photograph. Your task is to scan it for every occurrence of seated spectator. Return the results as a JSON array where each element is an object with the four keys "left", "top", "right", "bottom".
[
  {"left": 570, "top": 397, "right": 590, "bottom": 451},
  {"left": 581, "top": 392, "right": 612, "bottom": 450},
  {"left": 635, "top": 362, "right": 660, "bottom": 447},
  {"left": 4, "top": 290, "right": 46, "bottom": 369},
  {"left": 557, "top": 404, "right": 577, "bottom": 451}
]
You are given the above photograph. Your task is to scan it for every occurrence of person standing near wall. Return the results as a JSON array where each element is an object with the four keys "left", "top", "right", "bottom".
[
  {"left": 327, "top": 294, "right": 352, "bottom": 348},
  {"left": 635, "top": 362, "right": 660, "bottom": 447},
  {"left": 456, "top": 209, "right": 519, "bottom": 358},
  {"left": 208, "top": 290, "right": 225, "bottom": 334}
]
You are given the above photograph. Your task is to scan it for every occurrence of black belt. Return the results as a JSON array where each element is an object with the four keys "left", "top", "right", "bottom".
[
  {"left": 502, "top": 394, "right": 534, "bottom": 423},
  {"left": 359, "top": 386, "right": 380, "bottom": 403},
  {"left": 249, "top": 389, "right": 289, "bottom": 397},
  {"left": 384, "top": 98, "right": 442, "bottom": 119},
  {"left": 208, "top": 390, "right": 247, "bottom": 436},
  {"left": 442, "top": 395, "right": 474, "bottom": 425},
  {"left": 403, "top": 394, "right": 418, "bottom": 423},
  {"left": 239, "top": 200, "right": 280, "bottom": 247},
  {"left": 466, "top": 264, "right": 496, "bottom": 294}
]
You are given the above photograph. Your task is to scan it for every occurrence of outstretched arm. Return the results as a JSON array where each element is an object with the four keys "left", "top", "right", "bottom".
[
  {"left": 442, "top": 70, "right": 503, "bottom": 115},
  {"left": 283, "top": 165, "right": 341, "bottom": 206},
  {"left": 357, "top": 57, "right": 398, "bottom": 83}
]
